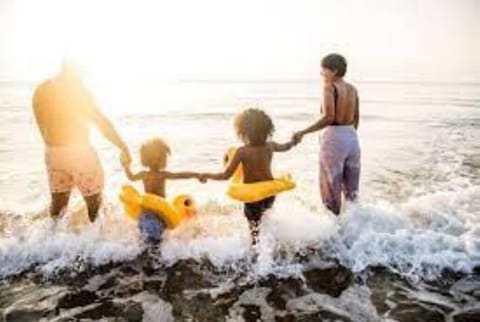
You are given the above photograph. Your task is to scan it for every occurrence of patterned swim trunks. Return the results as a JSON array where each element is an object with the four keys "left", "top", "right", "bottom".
[{"left": 45, "top": 145, "right": 104, "bottom": 196}]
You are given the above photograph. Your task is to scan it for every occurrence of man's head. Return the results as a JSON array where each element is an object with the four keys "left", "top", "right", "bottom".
[{"left": 58, "top": 58, "right": 83, "bottom": 82}]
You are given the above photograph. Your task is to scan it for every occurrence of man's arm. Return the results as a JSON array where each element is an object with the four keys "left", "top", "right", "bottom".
[
  {"left": 293, "top": 85, "right": 335, "bottom": 142},
  {"left": 89, "top": 106, "right": 129, "bottom": 153},
  {"left": 201, "top": 149, "right": 243, "bottom": 181}
]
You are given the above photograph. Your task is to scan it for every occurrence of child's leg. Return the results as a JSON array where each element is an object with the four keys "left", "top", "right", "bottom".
[
  {"left": 244, "top": 197, "right": 275, "bottom": 245},
  {"left": 138, "top": 211, "right": 165, "bottom": 244}
]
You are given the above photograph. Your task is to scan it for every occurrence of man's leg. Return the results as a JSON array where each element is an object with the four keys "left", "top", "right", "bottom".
[
  {"left": 84, "top": 193, "right": 102, "bottom": 223},
  {"left": 51, "top": 191, "right": 71, "bottom": 219}
]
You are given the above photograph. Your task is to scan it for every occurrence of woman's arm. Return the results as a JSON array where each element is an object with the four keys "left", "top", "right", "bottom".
[
  {"left": 354, "top": 91, "right": 359, "bottom": 130},
  {"left": 293, "top": 85, "right": 336, "bottom": 143},
  {"left": 270, "top": 140, "right": 295, "bottom": 152},
  {"left": 200, "top": 149, "right": 243, "bottom": 181}
]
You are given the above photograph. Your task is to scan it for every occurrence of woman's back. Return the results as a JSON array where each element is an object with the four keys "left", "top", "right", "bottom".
[{"left": 330, "top": 80, "right": 358, "bottom": 126}]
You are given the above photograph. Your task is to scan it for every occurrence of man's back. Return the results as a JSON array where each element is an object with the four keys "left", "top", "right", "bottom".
[{"left": 33, "top": 78, "right": 95, "bottom": 146}]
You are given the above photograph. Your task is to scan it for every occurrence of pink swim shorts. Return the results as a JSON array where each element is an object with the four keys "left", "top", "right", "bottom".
[{"left": 45, "top": 145, "right": 104, "bottom": 196}]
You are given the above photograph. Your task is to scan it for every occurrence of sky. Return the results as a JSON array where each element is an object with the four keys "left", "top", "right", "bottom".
[{"left": 0, "top": 0, "right": 479, "bottom": 82}]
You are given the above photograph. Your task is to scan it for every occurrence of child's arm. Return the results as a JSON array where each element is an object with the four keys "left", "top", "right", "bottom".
[
  {"left": 200, "top": 148, "right": 243, "bottom": 181},
  {"left": 120, "top": 154, "right": 145, "bottom": 181},
  {"left": 122, "top": 166, "right": 145, "bottom": 181},
  {"left": 161, "top": 171, "right": 202, "bottom": 180},
  {"left": 270, "top": 140, "right": 295, "bottom": 152}
]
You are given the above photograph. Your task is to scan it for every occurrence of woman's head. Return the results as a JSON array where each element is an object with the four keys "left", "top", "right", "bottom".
[
  {"left": 140, "top": 137, "right": 171, "bottom": 170},
  {"left": 321, "top": 53, "right": 347, "bottom": 82},
  {"left": 234, "top": 108, "right": 274, "bottom": 146}
]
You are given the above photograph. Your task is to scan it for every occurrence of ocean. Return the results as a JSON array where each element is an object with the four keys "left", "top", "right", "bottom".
[{"left": 0, "top": 79, "right": 479, "bottom": 321}]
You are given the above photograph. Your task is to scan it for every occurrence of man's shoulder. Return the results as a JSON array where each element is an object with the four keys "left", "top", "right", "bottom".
[{"left": 33, "top": 79, "right": 54, "bottom": 99}]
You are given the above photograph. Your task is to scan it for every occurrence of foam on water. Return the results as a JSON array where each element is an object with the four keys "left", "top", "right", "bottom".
[
  {"left": 1, "top": 181, "right": 479, "bottom": 281},
  {"left": 0, "top": 202, "right": 142, "bottom": 277}
]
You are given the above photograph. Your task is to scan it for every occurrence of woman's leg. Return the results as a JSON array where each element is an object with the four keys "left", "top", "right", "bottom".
[
  {"left": 319, "top": 161, "right": 343, "bottom": 215},
  {"left": 343, "top": 143, "right": 361, "bottom": 201}
]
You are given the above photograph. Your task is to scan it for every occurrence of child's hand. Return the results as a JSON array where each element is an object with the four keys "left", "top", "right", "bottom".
[
  {"left": 198, "top": 174, "right": 207, "bottom": 183},
  {"left": 292, "top": 131, "right": 304, "bottom": 145}
]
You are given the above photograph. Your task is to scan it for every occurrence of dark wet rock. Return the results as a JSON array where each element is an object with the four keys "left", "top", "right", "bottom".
[
  {"left": 4, "top": 308, "right": 49, "bottom": 322},
  {"left": 73, "top": 300, "right": 119, "bottom": 320},
  {"left": 170, "top": 292, "right": 233, "bottom": 321},
  {"left": 120, "top": 301, "right": 144, "bottom": 322},
  {"left": 280, "top": 310, "right": 353, "bottom": 322},
  {"left": 241, "top": 304, "right": 262, "bottom": 321},
  {"left": 426, "top": 268, "right": 465, "bottom": 290},
  {"left": 450, "top": 275, "right": 480, "bottom": 298},
  {"left": 57, "top": 289, "right": 98, "bottom": 308},
  {"left": 367, "top": 267, "right": 416, "bottom": 315},
  {"left": 453, "top": 309, "right": 480, "bottom": 322},
  {"left": 261, "top": 276, "right": 306, "bottom": 310},
  {"left": 303, "top": 265, "right": 353, "bottom": 297},
  {"left": 164, "top": 260, "right": 213, "bottom": 297},
  {"left": 388, "top": 303, "right": 445, "bottom": 322}
]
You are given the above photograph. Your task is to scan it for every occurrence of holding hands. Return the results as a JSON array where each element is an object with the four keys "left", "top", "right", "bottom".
[{"left": 292, "top": 131, "right": 304, "bottom": 146}]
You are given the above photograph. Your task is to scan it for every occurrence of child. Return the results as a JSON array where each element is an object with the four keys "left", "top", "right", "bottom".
[
  {"left": 121, "top": 137, "right": 203, "bottom": 243},
  {"left": 199, "top": 108, "right": 295, "bottom": 244}
]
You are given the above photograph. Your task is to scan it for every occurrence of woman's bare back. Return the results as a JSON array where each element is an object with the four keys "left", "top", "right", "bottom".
[{"left": 328, "top": 80, "right": 358, "bottom": 126}]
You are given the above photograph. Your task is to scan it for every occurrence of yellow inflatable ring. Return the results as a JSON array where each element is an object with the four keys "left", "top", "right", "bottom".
[
  {"left": 119, "top": 185, "right": 196, "bottom": 229},
  {"left": 224, "top": 148, "right": 296, "bottom": 203}
]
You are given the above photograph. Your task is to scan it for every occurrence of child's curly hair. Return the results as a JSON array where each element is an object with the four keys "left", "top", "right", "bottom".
[
  {"left": 140, "top": 137, "right": 171, "bottom": 170},
  {"left": 234, "top": 108, "right": 274, "bottom": 146}
]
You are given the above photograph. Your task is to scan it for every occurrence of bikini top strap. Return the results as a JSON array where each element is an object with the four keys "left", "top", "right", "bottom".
[{"left": 332, "top": 84, "right": 338, "bottom": 108}]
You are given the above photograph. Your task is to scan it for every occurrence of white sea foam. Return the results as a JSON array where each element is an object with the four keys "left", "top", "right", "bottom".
[{"left": 1, "top": 182, "right": 479, "bottom": 281}]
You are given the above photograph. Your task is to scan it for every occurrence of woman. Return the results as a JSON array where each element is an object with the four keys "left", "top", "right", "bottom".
[{"left": 293, "top": 53, "right": 360, "bottom": 215}]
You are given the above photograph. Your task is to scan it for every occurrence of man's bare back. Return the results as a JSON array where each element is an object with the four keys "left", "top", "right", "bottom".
[{"left": 33, "top": 78, "right": 97, "bottom": 146}]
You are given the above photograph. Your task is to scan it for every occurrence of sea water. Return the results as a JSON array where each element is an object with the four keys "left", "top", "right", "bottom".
[{"left": 0, "top": 79, "right": 479, "bottom": 321}]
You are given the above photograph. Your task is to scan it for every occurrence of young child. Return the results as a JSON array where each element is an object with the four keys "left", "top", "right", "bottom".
[
  {"left": 121, "top": 137, "right": 203, "bottom": 243},
  {"left": 199, "top": 108, "right": 295, "bottom": 244}
]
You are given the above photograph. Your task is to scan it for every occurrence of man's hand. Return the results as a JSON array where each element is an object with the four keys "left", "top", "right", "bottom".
[{"left": 120, "top": 150, "right": 131, "bottom": 168}]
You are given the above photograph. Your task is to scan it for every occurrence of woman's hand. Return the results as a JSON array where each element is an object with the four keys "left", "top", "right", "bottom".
[{"left": 292, "top": 131, "right": 304, "bottom": 145}]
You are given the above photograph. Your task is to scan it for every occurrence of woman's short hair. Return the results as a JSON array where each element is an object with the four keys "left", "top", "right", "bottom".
[
  {"left": 234, "top": 108, "right": 274, "bottom": 146},
  {"left": 321, "top": 53, "right": 347, "bottom": 77}
]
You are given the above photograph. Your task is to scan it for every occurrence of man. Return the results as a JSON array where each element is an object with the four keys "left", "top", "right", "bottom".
[{"left": 33, "top": 61, "right": 130, "bottom": 222}]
